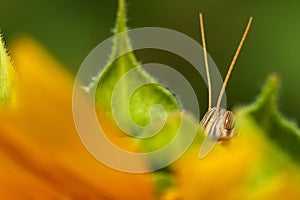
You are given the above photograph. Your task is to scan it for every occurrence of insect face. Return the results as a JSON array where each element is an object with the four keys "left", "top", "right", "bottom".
[{"left": 200, "top": 107, "right": 235, "bottom": 141}]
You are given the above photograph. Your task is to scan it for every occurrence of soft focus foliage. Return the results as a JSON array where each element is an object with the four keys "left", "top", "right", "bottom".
[
  {"left": 243, "top": 75, "right": 300, "bottom": 163},
  {"left": 0, "top": 35, "right": 16, "bottom": 108},
  {"left": 1, "top": 0, "right": 300, "bottom": 121}
]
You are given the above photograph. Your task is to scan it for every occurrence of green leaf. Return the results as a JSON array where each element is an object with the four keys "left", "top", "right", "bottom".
[
  {"left": 0, "top": 35, "right": 17, "bottom": 109},
  {"left": 85, "top": 1, "right": 185, "bottom": 196},
  {"left": 89, "top": 0, "right": 179, "bottom": 134},
  {"left": 242, "top": 74, "right": 300, "bottom": 163},
  {"left": 152, "top": 170, "right": 175, "bottom": 197}
]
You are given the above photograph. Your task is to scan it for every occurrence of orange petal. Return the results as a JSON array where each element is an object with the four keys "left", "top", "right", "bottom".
[{"left": 0, "top": 37, "right": 155, "bottom": 200}]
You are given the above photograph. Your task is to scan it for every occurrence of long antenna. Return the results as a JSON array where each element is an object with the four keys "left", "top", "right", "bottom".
[
  {"left": 216, "top": 17, "right": 253, "bottom": 109},
  {"left": 199, "top": 13, "right": 212, "bottom": 110}
]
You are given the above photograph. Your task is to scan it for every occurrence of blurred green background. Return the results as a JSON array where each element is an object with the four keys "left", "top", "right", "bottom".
[{"left": 1, "top": 0, "right": 300, "bottom": 121}]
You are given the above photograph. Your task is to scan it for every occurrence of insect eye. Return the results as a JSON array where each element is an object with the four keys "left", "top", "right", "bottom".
[{"left": 223, "top": 111, "right": 235, "bottom": 130}]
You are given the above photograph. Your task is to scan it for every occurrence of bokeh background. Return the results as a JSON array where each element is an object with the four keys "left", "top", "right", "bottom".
[{"left": 1, "top": 0, "right": 299, "bottom": 121}]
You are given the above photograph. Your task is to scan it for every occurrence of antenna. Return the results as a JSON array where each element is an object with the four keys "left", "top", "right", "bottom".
[
  {"left": 199, "top": 13, "right": 212, "bottom": 110},
  {"left": 216, "top": 17, "right": 253, "bottom": 109}
]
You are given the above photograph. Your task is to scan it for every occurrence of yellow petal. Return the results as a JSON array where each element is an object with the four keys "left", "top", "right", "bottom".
[
  {"left": 0, "top": 37, "right": 155, "bottom": 200},
  {"left": 168, "top": 116, "right": 300, "bottom": 200}
]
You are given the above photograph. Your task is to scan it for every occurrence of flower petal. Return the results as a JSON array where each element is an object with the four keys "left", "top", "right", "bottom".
[{"left": 0, "top": 37, "right": 155, "bottom": 200}]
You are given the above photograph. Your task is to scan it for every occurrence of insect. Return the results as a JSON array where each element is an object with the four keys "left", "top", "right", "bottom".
[{"left": 199, "top": 13, "right": 253, "bottom": 141}]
